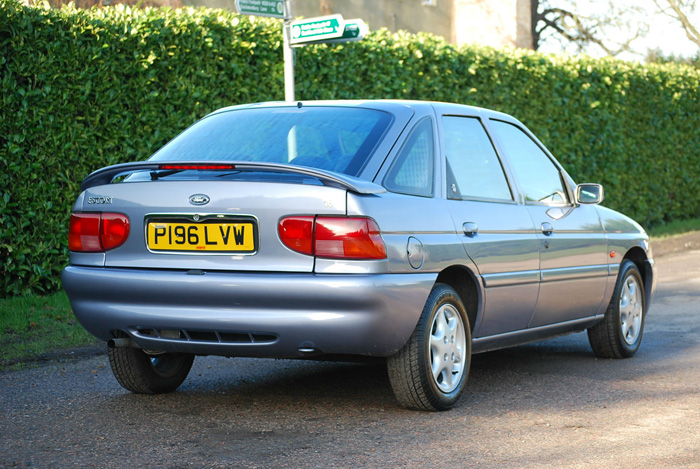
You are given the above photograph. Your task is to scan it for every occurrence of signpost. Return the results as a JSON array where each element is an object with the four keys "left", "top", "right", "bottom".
[
  {"left": 234, "top": 3, "right": 368, "bottom": 102},
  {"left": 289, "top": 15, "right": 344, "bottom": 45},
  {"left": 300, "top": 19, "right": 368, "bottom": 46},
  {"left": 235, "top": 0, "right": 288, "bottom": 19}
]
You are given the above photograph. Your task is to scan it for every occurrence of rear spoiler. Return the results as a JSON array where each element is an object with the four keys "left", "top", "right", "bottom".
[{"left": 80, "top": 161, "right": 386, "bottom": 195}]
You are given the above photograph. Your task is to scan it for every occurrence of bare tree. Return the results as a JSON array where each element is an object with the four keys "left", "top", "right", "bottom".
[
  {"left": 654, "top": 0, "right": 700, "bottom": 48},
  {"left": 531, "top": 0, "right": 648, "bottom": 56}
]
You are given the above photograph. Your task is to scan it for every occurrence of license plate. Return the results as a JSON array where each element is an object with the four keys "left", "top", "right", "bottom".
[{"left": 147, "top": 221, "right": 256, "bottom": 253}]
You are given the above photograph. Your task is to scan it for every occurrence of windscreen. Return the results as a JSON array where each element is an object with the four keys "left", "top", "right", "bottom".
[{"left": 149, "top": 106, "right": 393, "bottom": 177}]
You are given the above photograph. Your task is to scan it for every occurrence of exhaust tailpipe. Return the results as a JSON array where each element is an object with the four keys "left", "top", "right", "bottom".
[{"left": 107, "top": 337, "right": 139, "bottom": 349}]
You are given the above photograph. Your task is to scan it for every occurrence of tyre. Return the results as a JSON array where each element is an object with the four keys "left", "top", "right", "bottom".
[
  {"left": 387, "top": 283, "right": 471, "bottom": 411},
  {"left": 588, "top": 260, "right": 646, "bottom": 358},
  {"left": 108, "top": 342, "right": 194, "bottom": 394}
]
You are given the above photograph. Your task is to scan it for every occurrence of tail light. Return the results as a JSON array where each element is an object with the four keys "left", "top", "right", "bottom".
[
  {"left": 101, "top": 213, "right": 130, "bottom": 250},
  {"left": 278, "top": 216, "right": 315, "bottom": 256},
  {"left": 279, "top": 216, "right": 386, "bottom": 260},
  {"left": 69, "top": 213, "right": 130, "bottom": 252},
  {"left": 158, "top": 164, "right": 235, "bottom": 170}
]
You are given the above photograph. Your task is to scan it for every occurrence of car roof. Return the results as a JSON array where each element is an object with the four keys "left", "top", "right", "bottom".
[{"left": 207, "top": 100, "right": 520, "bottom": 124}]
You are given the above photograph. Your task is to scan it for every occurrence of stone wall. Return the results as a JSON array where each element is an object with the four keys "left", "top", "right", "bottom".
[
  {"left": 453, "top": 0, "right": 532, "bottom": 49},
  {"left": 290, "top": 0, "right": 532, "bottom": 49}
]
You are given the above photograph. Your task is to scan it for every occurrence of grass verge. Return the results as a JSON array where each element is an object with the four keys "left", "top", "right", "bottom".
[
  {"left": 0, "top": 291, "right": 99, "bottom": 371},
  {"left": 648, "top": 218, "right": 700, "bottom": 238}
]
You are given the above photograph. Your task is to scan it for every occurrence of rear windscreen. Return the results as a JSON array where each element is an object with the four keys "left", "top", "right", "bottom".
[{"left": 149, "top": 107, "right": 393, "bottom": 177}]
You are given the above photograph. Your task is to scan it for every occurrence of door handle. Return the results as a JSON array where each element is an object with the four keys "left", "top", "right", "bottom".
[
  {"left": 463, "top": 222, "right": 478, "bottom": 237},
  {"left": 541, "top": 222, "right": 554, "bottom": 236}
]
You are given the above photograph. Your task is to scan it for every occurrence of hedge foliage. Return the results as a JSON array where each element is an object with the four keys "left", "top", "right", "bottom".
[{"left": 1, "top": 1, "right": 699, "bottom": 296}]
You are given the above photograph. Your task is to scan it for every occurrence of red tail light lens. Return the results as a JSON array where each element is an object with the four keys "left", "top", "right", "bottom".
[
  {"left": 315, "top": 218, "right": 386, "bottom": 259},
  {"left": 69, "top": 213, "right": 102, "bottom": 252},
  {"left": 278, "top": 216, "right": 386, "bottom": 260},
  {"left": 278, "top": 216, "right": 315, "bottom": 256},
  {"left": 101, "top": 213, "right": 130, "bottom": 250},
  {"left": 69, "top": 213, "right": 130, "bottom": 252}
]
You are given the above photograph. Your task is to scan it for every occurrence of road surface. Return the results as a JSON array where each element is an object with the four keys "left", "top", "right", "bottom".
[{"left": 1, "top": 250, "right": 699, "bottom": 467}]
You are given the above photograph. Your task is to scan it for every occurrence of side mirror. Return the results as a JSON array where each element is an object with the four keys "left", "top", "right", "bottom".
[{"left": 576, "top": 183, "right": 604, "bottom": 205}]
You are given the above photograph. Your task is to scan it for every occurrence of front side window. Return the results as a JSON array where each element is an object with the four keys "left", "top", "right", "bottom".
[
  {"left": 383, "top": 118, "right": 434, "bottom": 197},
  {"left": 489, "top": 120, "right": 569, "bottom": 205},
  {"left": 150, "top": 107, "right": 392, "bottom": 177},
  {"left": 443, "top": 116, "right": 512, "bottom": 201}
]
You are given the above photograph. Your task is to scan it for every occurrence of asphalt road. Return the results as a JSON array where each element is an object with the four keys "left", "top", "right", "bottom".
[{"left": 2, "top": 250, "right": 699, "bottom": 468}]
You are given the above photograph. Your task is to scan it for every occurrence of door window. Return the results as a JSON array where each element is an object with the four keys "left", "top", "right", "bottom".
[
  {"left": 489, "top": 120, "right": 569, "bottom": 205},
  {"left": 442, "top": 116, "right": 512, "bottom": 201}
]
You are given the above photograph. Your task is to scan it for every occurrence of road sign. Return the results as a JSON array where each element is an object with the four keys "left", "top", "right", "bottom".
[
  {"left": 303, "top": 19, "right": 368, "bottom": 45},
  {"left": 289, "top": 15, "right": 345, "bottom": 45},
  {"left": 235, "top": 0, "right": 287, "bottom": 19}
]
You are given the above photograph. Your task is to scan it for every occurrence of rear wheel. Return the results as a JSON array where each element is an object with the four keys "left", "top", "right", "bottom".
[
  {"left": 108, "top": 340, "right": 194, "bottom": 394},
  {"left": 387, "top": 284, "right": 471, "bottom": 411},
  {"left": 588, "top": 260, "right": 646, "bottom": 358}
]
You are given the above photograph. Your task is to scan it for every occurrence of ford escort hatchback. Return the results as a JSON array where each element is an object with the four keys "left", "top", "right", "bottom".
[{"left": 62, "top": 100, "right": 655, "bottom": 411}]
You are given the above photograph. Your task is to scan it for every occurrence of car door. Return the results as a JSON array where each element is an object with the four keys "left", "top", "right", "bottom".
[
  {"left": 437, "top": 108, "right": 540, "bottom": 338},
  {"left": 487, "top": 119, "right": 609, "bottom": 328}
]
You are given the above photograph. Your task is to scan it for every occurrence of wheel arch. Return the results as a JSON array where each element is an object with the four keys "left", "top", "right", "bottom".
[{"left": 435, "top": 265, "right": 481, "bottom": 333}]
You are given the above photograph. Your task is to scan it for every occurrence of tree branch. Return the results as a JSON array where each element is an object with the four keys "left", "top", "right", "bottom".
[
  {"left": 532, "top": 0, "right": 646, "bottom": 56},
  {"left": 664, "top": 0, "right": 700, "bottom": 47}
]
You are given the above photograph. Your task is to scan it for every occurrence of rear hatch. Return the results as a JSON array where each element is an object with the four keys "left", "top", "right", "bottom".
[
  {"left": 75, "top": 170, "right": 351, "bottom": 273},
  {"left": 70, "top": 103, "right": 404, "bottom": 272}
]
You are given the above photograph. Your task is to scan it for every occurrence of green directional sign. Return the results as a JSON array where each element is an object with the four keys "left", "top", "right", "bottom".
[
  {"left": 290, "top": 15, "right": 345, "bottom": 45},
  {"left": 305, "top": 19, "right": 368, "bottom": 45},
  {"left": 236, "top": 0, "right": 287, "bottom": 19}
]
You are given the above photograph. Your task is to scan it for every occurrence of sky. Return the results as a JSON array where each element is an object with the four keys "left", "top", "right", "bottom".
[
  {"left": 644, "top": 8, "right": 699, "bottom": 57},
  {"left": 536, "top": 0, "right": 699, "bottom": 61}
]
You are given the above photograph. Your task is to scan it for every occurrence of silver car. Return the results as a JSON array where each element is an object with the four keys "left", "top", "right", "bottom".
[{"left": 62, "top": 100, "right": 656, "bottom": 411}]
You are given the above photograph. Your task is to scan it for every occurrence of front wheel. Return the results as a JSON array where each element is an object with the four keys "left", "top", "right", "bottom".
[
  {"left": 588, "top": 260, "right": 646, "bottom": 358},
  {"left": 387, "top": 284, "right": 471, "bottom": 411},
  {"left": 108, "top": 344, "right": 194, "bottom": 394}
]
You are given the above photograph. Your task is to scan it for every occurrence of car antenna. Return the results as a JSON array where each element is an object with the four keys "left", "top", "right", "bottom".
[{"left": 297, "top": 101, "right": 303, "bottom": 108}]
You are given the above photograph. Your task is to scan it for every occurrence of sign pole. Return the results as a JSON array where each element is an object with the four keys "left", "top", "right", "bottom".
[
  {"left": 283, "top": 11, "right": 295, "bottom": 102},
  {"left": 235, "top": 2, "right": 367, "bottom": 103}
]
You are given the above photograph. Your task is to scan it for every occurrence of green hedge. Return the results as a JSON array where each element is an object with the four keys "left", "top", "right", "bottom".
[{"left": 1, "top": 1, "right": 699, "bottom": 296}]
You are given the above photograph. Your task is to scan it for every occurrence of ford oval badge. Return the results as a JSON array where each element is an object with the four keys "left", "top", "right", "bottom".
[{"left": 189, "top": 194, "right": 210, "bottom": 206}]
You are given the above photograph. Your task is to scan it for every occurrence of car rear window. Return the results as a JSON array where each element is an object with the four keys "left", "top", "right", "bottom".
[{"left": 149, "top": 107, "right": 393, "bottom": 177}]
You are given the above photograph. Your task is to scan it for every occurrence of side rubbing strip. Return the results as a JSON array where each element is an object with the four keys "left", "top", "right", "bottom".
[
  {"left": 609, "top": 263, "right": 620, "bottom": 276},
  {"left": 540, "top": 265, "right": 610, "bottom": 283},
  {"left": 482, "top": 270, "right": 540, "bottom": 288},
  {"left": 483, "top": 265, "right": 610, "bottom": 288}
]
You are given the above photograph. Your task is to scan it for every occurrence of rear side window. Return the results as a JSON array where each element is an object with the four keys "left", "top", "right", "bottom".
[
  {"left": 150, "top": 107, "right": 392, "bottom": 177},
  {"left": 443, "top": 116, "right": 512, "bottom": 201},
  {"left": 383, "top": 118, "right": 434, "bottom": 197}
]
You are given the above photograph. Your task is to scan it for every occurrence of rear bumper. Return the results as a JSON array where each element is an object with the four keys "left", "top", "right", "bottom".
[{"left": 62, "top": 266, "right": 436, "bottom": 358}]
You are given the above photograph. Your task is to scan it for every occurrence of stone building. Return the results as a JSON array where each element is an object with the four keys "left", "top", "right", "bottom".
[{"left": 286, "top": 0, "right": 533, "bottom": 50}]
